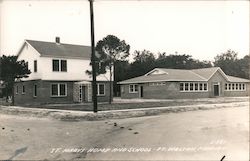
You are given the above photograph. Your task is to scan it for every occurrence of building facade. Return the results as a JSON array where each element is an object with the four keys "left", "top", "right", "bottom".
[
  {"left": 119, "top": 67, "right": 249, "bottom": 99},
  {"left": 14, "top": 38, "right": 112, "bottom": 105}
]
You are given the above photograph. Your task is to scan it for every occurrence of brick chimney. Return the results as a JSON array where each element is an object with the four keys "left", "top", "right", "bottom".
[{"left": 55, "top": 37, "right": 60, "bottom": 44}]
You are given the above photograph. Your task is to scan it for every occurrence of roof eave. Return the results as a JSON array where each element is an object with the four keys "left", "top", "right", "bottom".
[
  {"left": 118, "top": 79, "right": 208, "bottom": 84},
  {"left": 40, "top": 55, "right": 90, "bottom": 60}
]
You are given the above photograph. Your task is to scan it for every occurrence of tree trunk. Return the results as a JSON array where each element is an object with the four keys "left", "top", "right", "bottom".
[
  {"left": 11, "top": 85, "right": 14, "bottom": 106},
  {"left": 109, "top": 65, "right": 112, "bottom": 104}
]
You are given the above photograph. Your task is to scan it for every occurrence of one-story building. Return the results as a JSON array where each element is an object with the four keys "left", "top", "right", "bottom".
[
  {"left": 14, "top": 38, "right": 112, "bottom": 105},
  {"left": 118, "top": 67, "right": 250, "bottom": 99}
]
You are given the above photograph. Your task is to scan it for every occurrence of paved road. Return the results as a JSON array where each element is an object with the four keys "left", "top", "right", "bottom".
[{"left": 0, "top": 106, "right": 249, "bottom": 160}]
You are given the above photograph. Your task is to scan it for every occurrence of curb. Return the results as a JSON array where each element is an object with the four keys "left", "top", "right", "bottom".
[{"left": 0, "top": 102, "right": 248, "bottom": 121}]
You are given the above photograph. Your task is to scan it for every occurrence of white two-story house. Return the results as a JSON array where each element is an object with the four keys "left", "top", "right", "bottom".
[{"left": 14, "top": 38, "right": 112, "bottom": 105}]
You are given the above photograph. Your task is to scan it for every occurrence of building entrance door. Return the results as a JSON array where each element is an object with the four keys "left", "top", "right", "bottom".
[
  {"left": 140, "top": 86, "right": 143, "bottom": 98},
  {"left": 213, "top": 84, "right": 219, "bottom": 96}
]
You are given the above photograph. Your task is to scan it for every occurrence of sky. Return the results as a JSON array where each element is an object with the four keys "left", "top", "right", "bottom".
[{"left": 0, "top": 0, "right": 249, "bottom": 62}]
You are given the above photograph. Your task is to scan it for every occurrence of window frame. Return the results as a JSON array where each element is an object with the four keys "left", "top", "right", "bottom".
[
  {"left": 34, "top": 60, "right": 37, "bottom": 72},
  {"left": 52, "top": 59, "right": 67, "bottom": 72},
  {"left": 180, "top": 83, "right": 184, "bottom": 91},
  {"left": 180, "top": 82, "right": 208, "bottom": 92},
  {"left": 33, "top": 84, "right": 37, "bottom": 97},
  {"left": 60, "top": 60, "right": 67, "bottom": 72},
  {"left": 22, "top": 85, "right": 25, "bottom": 94},
  {"left": 51, "top": 83, "right": 67, "bottom": 97},
  {"left": 97, "top": 83, "right": 105, "bottom": 96},
  {"left": 129, "top": 84, "right": 139, "bottom": 93},
  {"left": 225, "top": 83, "right": 246, "bottom": 91},
  {"left": 190, "top": 83, "right": 194, "bottom": 91}
]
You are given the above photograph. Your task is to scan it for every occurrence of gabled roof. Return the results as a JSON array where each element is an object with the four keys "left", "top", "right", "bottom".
[
  {"left": 18, "top": 40, "right": 91, "bottom": 59},
  {"left": 191, "top": 67, "right": 220, "bottom": 79},
  {"left": 226, "top": 75, "right": 250, "bottom": 83},
  {"left": 118, "top": 67, "right": 250, "bottom": 84}
]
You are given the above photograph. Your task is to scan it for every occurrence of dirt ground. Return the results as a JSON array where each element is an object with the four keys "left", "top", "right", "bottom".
[
  {"left": 0, "top": 105, "right": 249, "bottom": 160},
  {"left": 10, "top": 97, "right": 249, "bottom": 111}
]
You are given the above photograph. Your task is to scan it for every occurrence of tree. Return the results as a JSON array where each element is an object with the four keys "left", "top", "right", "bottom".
[
  {"left": 127, "top": 50, "right": 156, "bottom": 78},
  {"left": 155, "top": 52, "right": 212, "bottom": 69},
  {"left": 95, "top": 35, "right": 130, "bottom": 103},
  {"left": 214, "top": 50, "right": 243, "bottom": 77},
  {"left": 125, "top": 51, "right": 212, "bottom": 80},
  {"left": 0, "top": 55, "right": 31, "bottom": 104},
  {"left": 237, "top": 55, "right": 250, "bottom": 79},
  {"left": 114, "top": 60, "right": 130, "bottom": 96}
]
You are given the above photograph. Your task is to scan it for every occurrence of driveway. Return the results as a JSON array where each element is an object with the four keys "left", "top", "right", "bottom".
[{"left": 0, "top": 105, "right": 248, "bottom": 160}]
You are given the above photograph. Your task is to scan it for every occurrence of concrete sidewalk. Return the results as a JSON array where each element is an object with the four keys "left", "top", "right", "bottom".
[{"left": 0, "top": 101, "right": 248, "bottom": 121}]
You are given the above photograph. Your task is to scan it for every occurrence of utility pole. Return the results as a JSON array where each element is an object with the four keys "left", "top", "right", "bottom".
[{"left": 89, "top": 0, "right": 98, "bottom": 113}]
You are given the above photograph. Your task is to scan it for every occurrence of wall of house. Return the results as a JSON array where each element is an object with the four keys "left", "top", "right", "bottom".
[
  {"left": 144, "top": 82, "right": 209, "bottom": 99},
  {"left": 96, "top": 81, "right": 113, "bottom": 103},
  {"left": 40, "top": 57, "right": 92, "bottom": 81},
  {"left": 120, "top": 84, "right": 140, "bottom": 99},
  {"left": 207, "top": 70, "right": 227, "bottom": 97},
  {"left": 17, "top": 42, "right": 112, "bottom": 82},
  {"left": 14, "top": 80, "right": 74, "bottom": 105},
  {"left": 120, "top": 82, "right": 209, "bottom": 99},
  {"left": 39, "top": 57, "right": 111, "bottom": 82},
  {"left": 14, "top": 80, "right": 112, "bottom": 105},
  {"left": 223, "top": 83, "right": 249, "bottom": 97},
  {"left": 120, "top": 71, "right": 249, "bottom": 99},
  {"left": 17, "top": 43, "right": 43, "bottom": 80},
  {"left": 208, "top": 71, "right": 249, "bottom": 97}
]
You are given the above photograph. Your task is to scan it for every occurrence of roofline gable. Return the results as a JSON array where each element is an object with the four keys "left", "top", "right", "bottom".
[
  {"left": 207, "top": 67, "right": 229, "bottom": 81},
  {"left": 17, "top": 40, "right": 41, "bottom": 58},
  {"left": 144, "top": 68, "right": 168, "bottom": 76}
]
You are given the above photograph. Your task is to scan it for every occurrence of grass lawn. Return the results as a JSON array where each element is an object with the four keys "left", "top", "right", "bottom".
[{"left": 17, "top": 97, "right": 248, "bottom": 111}]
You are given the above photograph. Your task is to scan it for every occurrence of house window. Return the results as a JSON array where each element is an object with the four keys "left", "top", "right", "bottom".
[
  {"left": 34, "top": 60, "right": 37, "bottom": 72},
  {"left": 97, "top": 84, "right": 105, "bottom": 96},
  {"left": 33, "top": 84, "right": 37, "bottom": 97},
  {"left": 52, "top": 59, "right": 67, "bottom": 72},
  {"left": 180, "top": 83, "right": 184, "bottom": 91},
  {"left": 195, "top": 83, "right": 198, "bottom": 91},
  {"left": 190, "top": 83, "right": 194, "bottom": 91},
  {"left": 61, "top": 60, "right": 67, "bottom": 72},
  {"left": 16, "top": 86, "right": 19, "bottom": 94},
  {"left": 129, "top": 84, "right": 138, "bottom": 93},
  {"left": 22, "top": 85, "right": 25, "bottom": 94},
  {"left": 51, "top": 84, "right": 58, "bottom": 96},
  {"left": 59, "top": 84, "right": 66, "bottom": 96},
  {"left": 51, "top": 83, "right": 67, "bottom": 97},
  {"left": 225, "top": 83, "right": 246, "bottom": 91},
  {"left": 199, "top": 83, "right": 203, "bottom": 91},
  {"left": 235, "top": 84, "right": 238, "bottom": 90},
  {"left": 53, "top": 60, "right": 60, "bottom": 71},
  {"left": 242, "top": 84, "right": 245, "bottom": 90},
  {"left": 180, "top": 82, "right": 208, "bottom": 92},
  {"left": 204, "top": 84, "right": 207, "bottom": 91},
  {"left": 184, "top": 83, "right": 189, "bottom": 91}
]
